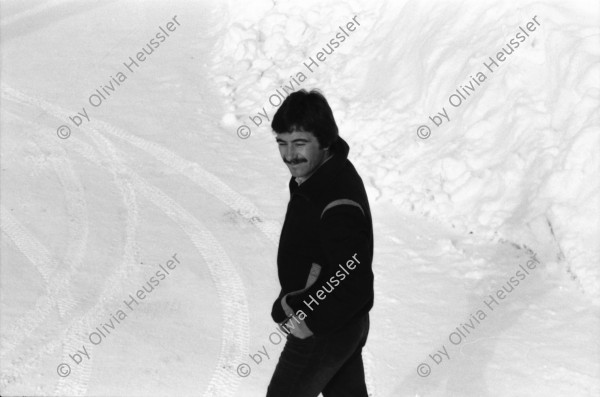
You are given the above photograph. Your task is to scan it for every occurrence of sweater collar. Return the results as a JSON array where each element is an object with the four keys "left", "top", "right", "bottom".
[
  {"left": 288, "top": 136, "right": 350, "bottom": 199},
  {"left": 294, "top": 152, "right": 333, "bottom": 186}
]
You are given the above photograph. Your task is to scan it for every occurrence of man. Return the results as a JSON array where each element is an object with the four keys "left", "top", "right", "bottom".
[{"left": 267, "top": 89, "right": 374, "bottom": 397}]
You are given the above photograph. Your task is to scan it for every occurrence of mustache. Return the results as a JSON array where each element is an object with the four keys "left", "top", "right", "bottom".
[{"left": 284, "top": 159, "right": 307, "bottom": 165}]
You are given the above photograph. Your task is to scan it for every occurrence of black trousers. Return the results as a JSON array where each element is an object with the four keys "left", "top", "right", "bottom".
[{"left": 266, "top": 314, "right": 370, "bottom": 397}]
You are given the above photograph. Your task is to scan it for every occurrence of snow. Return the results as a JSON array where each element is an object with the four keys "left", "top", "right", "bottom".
[{"left": 1, "top": 0, "right": 598, "bottom": 396}]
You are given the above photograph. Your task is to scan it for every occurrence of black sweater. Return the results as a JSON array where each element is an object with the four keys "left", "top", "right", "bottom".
[{"left": 271, "top": 136, "right": 374, "bottom": 336}]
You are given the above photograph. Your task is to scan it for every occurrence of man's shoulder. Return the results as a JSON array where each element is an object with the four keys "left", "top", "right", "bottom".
[
  {"left": 330, "top": 159, "right": 365, "bottom": 192},
  {"left": 318, "top": 159, "right": 367, "bottom": 211}
]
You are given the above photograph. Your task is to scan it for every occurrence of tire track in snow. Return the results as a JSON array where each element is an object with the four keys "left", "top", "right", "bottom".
[
  {"left": 88, "top": 131, "right": 249, "bottom": 397},
  {"left": 0, "top": 148, "right": 89, "bottom": 364},
  {"left": 24, "top": 128, "right": 140, "bottom": 397},
  {"left": 0, "top": 150, "right": 90, "bottom": 392},
  {"left": 54, "top": 129, "right": 142, "bottom": 397},
  {"left": 2, "top": 84, "right": 251, "bottom": 395},
  {"left": 0, "top": 208, "right": 63, "bottom": 352},
  {"left": 40, "top": 124, "right": 249, "bottom": 396},
  {"left": 132, "top": 172, "right": 249, "bottom": 397},
  {"left": 0, "top": 113, "right": 138, "bottom": 396}
]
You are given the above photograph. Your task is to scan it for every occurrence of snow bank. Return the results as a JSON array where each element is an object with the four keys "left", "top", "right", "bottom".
[{"left": 210, "top": 0, "right": 600, "bottom": 303}]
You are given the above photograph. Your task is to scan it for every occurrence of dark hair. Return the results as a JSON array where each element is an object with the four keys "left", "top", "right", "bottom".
[{"left": 271, "top": 89, "right": 339, "bottom": 149}]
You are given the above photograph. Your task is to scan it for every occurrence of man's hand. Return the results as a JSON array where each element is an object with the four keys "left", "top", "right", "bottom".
[
  {"left": 279, "top": 262, "right": 321, "bottom": 339},
  {"left": 280, "top": 316, "right": 314, "bottom": 339}
]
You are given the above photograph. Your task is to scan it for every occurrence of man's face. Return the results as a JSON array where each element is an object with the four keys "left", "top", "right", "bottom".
[{"left": 276, "top": 131, "right": 330, "bottom": 179}]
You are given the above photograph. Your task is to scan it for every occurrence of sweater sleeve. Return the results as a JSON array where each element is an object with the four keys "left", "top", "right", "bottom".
[{"left": 286, "top": 203, "right": 373, "bottom": 335}]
